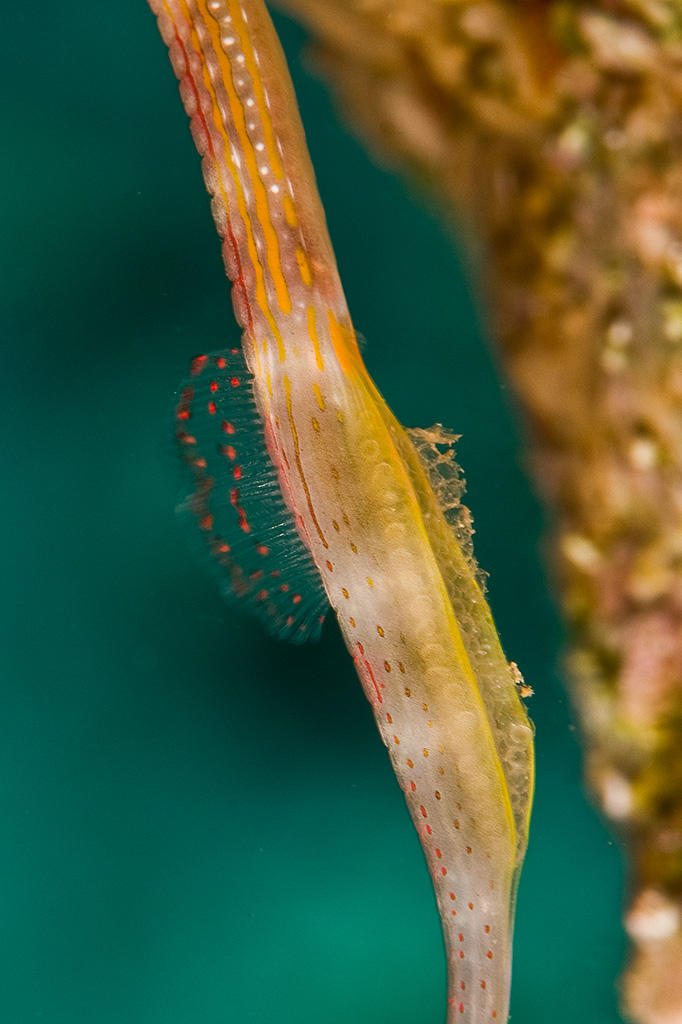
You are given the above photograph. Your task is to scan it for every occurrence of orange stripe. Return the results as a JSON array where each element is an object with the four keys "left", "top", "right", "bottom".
[
  {"left": 198, "top": 0, "right": 292, "bottom": 315},
  {"left": 282, "top": 195, "right": 297, "bottom": 227},
  {"left": 313, "top": 382, "right": 326, "bottom": 411},
  {"left": 307, "top": 306, "right": 324, "bottom": 371},
  {"left": 296, "top": 248, "right": 312, "bottom": 287},
  {"left": 328, "top": 308, "right": 362, "bottom": 377},
  {"left": 227, "top": 0, "right": 285, "bottom": 181}
]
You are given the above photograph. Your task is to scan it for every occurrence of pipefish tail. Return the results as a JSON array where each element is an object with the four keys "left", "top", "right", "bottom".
[{"left": 147, "top": 1, "right": 535, "bottom": 1019}]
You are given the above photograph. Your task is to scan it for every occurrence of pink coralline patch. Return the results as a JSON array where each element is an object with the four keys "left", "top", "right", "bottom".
[{"left": 619, "top": 612, "right": 682, "bottom": 726}]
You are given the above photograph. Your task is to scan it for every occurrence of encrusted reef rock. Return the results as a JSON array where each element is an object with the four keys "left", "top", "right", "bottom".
[{"left": 274, "top": 1, "right": 682, "bottom": 1020}]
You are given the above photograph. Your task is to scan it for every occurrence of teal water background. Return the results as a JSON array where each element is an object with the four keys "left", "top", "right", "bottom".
[{"left": 3, "top": 4, "right": 627, "bottom": 1022}]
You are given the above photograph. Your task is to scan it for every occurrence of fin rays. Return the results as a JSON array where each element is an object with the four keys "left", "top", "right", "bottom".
[{"left": 175, "top": 348, "right": 329, "bottom": 642}]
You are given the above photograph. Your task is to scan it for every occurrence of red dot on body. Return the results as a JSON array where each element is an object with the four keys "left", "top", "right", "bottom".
[{"left": 209, "top": 380, "right": 218, "bottom": 393}]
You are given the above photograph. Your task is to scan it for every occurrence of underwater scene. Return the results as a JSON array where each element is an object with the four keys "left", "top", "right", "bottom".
[{"left": 8, "top": 2, "right": 668, "bottom": 1022}]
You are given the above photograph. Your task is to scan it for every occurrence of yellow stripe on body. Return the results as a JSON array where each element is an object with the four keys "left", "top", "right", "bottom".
[
  {"left": 296, "top": 248, "right": 312, "bottom": 287},
  {"left": 226, "top": 0, "right": 286, "bottom": 182},
  {"left": 327, "top": 308, "right": 363, "bottom": 377},
  {"left": 282, "top": 195, "right": 297, "bottom": 227},
  {"left": 313, "top": 383, "right": 325, "bottom": 411},
  {"left": 306, "top": 306, "right": 324, "bottom": 371}
]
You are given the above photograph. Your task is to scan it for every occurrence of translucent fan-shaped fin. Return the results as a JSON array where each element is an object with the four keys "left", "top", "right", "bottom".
[
  {"left": 175, "top": 348, "right": 329, "bottom": 643},
  {"left": 404, "top": 423, "right": 534, "bottom": 870}
]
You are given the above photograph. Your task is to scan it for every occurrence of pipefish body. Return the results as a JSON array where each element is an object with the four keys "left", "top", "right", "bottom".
[{"left": 147, "top": 1, "right": 534, "bottom": 1019}]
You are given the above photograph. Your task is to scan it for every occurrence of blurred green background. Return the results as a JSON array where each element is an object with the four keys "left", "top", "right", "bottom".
[{"left": 2, "top": 4, "right": 627, "bottom": 1022}]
